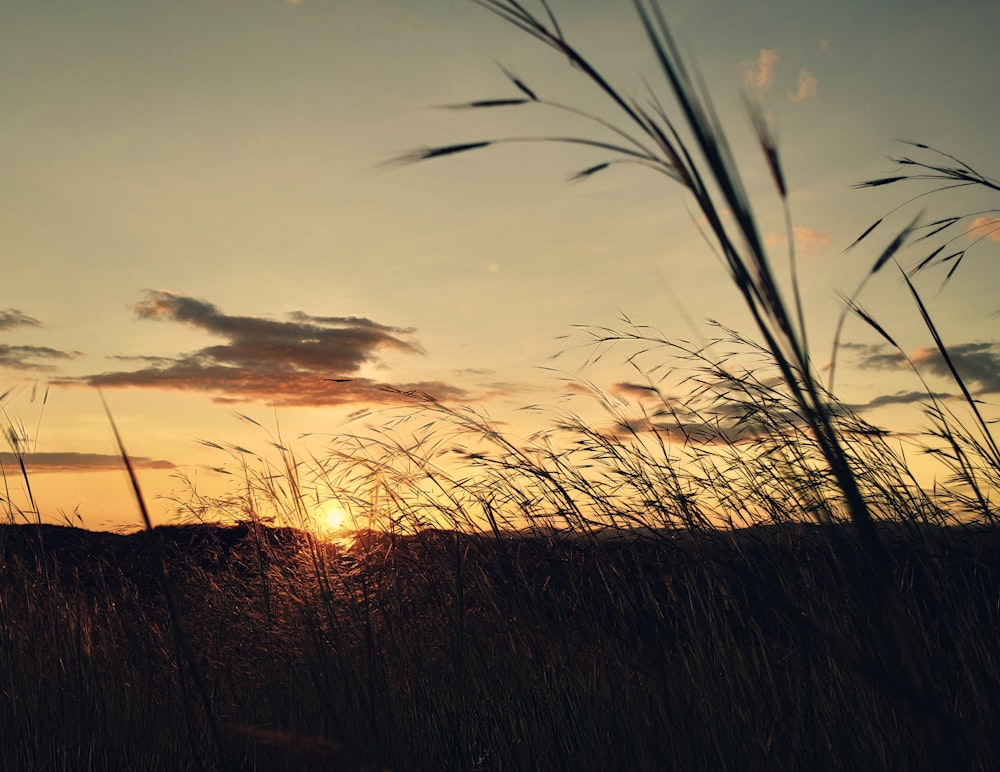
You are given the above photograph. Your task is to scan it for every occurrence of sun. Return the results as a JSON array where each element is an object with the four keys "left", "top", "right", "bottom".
[{"left": 316, "top": 501, "right": 351, "bottom": 535}]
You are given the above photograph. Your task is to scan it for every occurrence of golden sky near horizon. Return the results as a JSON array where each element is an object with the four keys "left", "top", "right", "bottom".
[{"left": 1, "top": 0, "right": 998, "bottom": 530}]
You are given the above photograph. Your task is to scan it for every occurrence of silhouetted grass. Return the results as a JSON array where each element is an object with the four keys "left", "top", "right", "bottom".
[
  {"left": 2, "top": 1, "right": 998, "bottom": 769},
  {"left": 2, "top": 517, "right": 1000, "bottom": 770},
  {"left": 390, "top": 1, "right": 998, "bottom": 764}
]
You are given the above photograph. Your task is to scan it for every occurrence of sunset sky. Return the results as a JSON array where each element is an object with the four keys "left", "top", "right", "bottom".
[{"left": 2, "top": 0, "right": 998, "bottom": 531}]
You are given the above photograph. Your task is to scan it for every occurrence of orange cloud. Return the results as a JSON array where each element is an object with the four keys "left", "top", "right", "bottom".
[
  {"left": 610, "top": 382, "right": 662, "bottom": 402},
  {"left": 742, "top": 49, "right": 780, "bottom": 89},
  {"left": 0, "top": 452, "right": 174, "bottom": 474},
  {"left": 789, "top": 69, "right": 819, "bottom": 102},
  {"left": 765, "top": 227, "right": 831, "bottom": 254},
  {"left": 558, "top": 382, "right": 593, "bottom": 397},
  {"left": 968, "top": 215, "right": 1000, "bottom": 241}
]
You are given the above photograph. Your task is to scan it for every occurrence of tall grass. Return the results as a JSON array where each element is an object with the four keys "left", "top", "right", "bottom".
[
  {"left": 2, "top": 1, "right": 999, "bottom": 769},
  {"left": 396, "top": 1, "right": 998, "bottom": 761}
]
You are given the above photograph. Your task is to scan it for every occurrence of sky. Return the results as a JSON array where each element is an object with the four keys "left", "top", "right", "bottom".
[{"left": 2, "top": 0, "right": 998, "bottom": 531}]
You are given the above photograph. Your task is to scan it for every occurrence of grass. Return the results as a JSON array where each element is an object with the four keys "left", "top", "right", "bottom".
[
  {"left": 2, "top": 0, "right": 999, "bottom": 769},
  {"left": 2, "top": 516, "right": 1000, "bottom": 770}
]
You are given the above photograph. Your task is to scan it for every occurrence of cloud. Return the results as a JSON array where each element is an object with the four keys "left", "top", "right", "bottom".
[
  {"left": 0, "top": 344, "right": 78, "bottom": 372},
  {"left": 910, "top": 344, "right": 1000, "bottom": 393},
  {"left": 62, "top": 291, "right": 469, "bottom": 407},
  {"left": 968, "top": 215, "right": 1000, "bottom": 242},
  {"left": 132, "top": 291, "right": 422, "bottom": 367},
  {"left": 0, "top": 309, "right": 79, "bottom": 371},
  {"left": 819, "top": 39, "right": 831, "bottom": 54},
  {"left": 742, "top": 49, "right": 781, "bottom": 89},
  {"left": 0, "top": 452, "right": 175, "bottom": 473},
  {"left": 610, "top": 382, "right": 663, "bottom": 401},
  {"left": 0, "top": 309, "right": 41, "bottom": 330},
  {"left": 852, "top": 391, "right": 952, "bottom": 410},
  {"left": 789, "top": 69, "right": 819, "bottom": 102},
  {"left": 841, "top": 342, "right": 908, "bottom": 372},
  {"left": 557, "top": 382, "right": 593, "bottom": 397},
  {"left": 611, "top": 410, "right": 792, "bottom": 445},
  {"left": 765, "top": 227, "right": 832, "bottom": 254},
  {"left": 847, "top": 341, "right": 1000, "bottom": 394},
  {"left": 614, "top": 399, "right": 905, "bottom": 445}
]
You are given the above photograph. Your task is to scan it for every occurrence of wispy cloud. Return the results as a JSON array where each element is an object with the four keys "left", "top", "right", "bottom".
[
  {"left": 742, "top": 51, "right": 818, "bottom": 102},
  {"left": 789, "top": 69, "right": 819, "bottom": 102},
  {"left": 0, "top": 344, "right": 78, "bottom": 372},
  {"left": 853, "top": 390, "right": 952, "bottom": 410},
  {"left": 0, "top": 309, "right": 80, "bottom": 371},
  {"left": 610, "top": 382, "right": 662, "bottom": 402},
  {"left": 612, "top": 409, "right": 792, "bottom": 445},
  {"left": 0, "top": 452, "right": 175, "bottom": 473},
  {"left": 819, "top": 39, "right": 831, "bottom": 54},
  {"left": 62, "top": 291, "right": 469, "bottom": 407},
  {"left": 0, "top": 309, "right": 41, "bottom": 330},
  {"left": 968, "top": 215, "right": 1000, "bottom": 242},
  {"left": 742, "top": 49, "right": 781, "bottom": 89},
  {"left": 841, "top": 342, "right": 908, "bottom": 371},
  {"left": 765, "top": 226, "right": 831, "bottom": 254},
  {"left": 557, "top": 382, "right": 593, "bottom": 398}
]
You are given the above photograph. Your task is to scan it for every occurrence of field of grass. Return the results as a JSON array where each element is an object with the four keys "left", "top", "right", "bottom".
[
  {"left": 3, "top": 1, "right": 999, "bottom": 769},
  {"left": 2, "top": 516, "right": 999, "bottom": 771}
]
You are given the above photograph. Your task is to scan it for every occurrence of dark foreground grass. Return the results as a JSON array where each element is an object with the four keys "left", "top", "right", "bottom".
[{"left": 2, "top": 519, "right": 1000, "bottom": 771}]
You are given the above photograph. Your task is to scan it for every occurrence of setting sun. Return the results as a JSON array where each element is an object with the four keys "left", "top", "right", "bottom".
[{"left": 317, "top": 501, "right": 351, "bottom": 535}]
